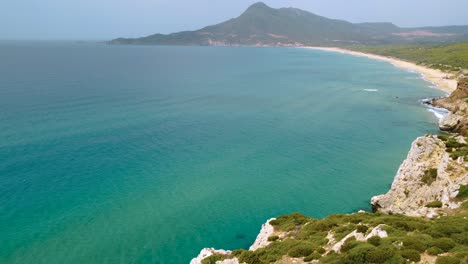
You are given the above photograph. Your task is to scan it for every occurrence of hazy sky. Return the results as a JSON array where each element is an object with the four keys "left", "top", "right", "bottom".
[{"left": 2, "top": 0, "right": 468, "bottom": 40}]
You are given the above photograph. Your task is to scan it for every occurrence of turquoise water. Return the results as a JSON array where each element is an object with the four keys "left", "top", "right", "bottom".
[{"left": 0, "top": 43, "right": 444, "bottom": 264}]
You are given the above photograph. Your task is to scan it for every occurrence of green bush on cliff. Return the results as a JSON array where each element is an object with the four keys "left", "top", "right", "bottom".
[
  {"left": 426, "top": 200, "right": 443, "bottom": 208},
  {"left": 287, "top": 244, "right": 314, "bottom": 257},
  {"left": 269, "top": 212, "right": 310, "bottom": 231},
  {"left": 368, "top": 236, "right": 381, "bottom": 246},
  {"left": 432, "top": 238, "right": 457, "bottom": 252},
  {"left": 400, "top": 249, "right": 421, "bottom": 262},
  {"left": 356, "top": 224, "right": 368, "bottom": 233},
  {"left": 450, "top": 148, "right": 468, "bottom": 160},
  {"left": 201, "top": 254, "right": 231, "bottom": 264},
  {"left": 402, "top": 236, "right": 429, "bottom": 252},
  {"left": 422, "top": 168, "right": 438, "bottom": 185},
  {"left": 457, "top": 185, "right": 468, "bottom": 198},
  {"left": 427, "top": 246, "right": 444, "bottom": 255},
  {"left": 267, "top": 235, "right": 279, "bottom": 242},
  {"left": 436, "top": 256, "right": 462, "bottom": 264}
]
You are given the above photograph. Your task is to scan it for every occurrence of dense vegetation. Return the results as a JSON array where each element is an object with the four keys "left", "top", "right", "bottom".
[
  {"left": 350, "top": 42, "right": 468, "bottom": 71},
  {"left": 203, "top": 210, "right": 468, "bottom": 264}
]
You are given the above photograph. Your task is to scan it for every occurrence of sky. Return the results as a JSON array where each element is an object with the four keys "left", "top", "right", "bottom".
[{"left": 1, "top": 0, "right": 468, "bottom": 40}]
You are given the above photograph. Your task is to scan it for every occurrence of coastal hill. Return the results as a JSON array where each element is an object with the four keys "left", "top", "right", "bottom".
[{"left": 110, "top": 2, "right": 468, "bottom": 46}]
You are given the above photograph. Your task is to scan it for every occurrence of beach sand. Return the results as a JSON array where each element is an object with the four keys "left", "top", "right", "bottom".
[{"left": 305, "top": 47, "right": 458, "bottom": 93}]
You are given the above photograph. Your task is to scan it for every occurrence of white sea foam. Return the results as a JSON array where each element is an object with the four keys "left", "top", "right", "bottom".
[
  {"left": 363, "top": 89, "right": 378, "bottom": 92},
  {"left": 426, "top": 105, "right": 449, "bottom": 120}
]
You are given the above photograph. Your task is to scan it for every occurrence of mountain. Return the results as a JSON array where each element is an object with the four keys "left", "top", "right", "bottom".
[{"left": 110, "top": 2, "right": 468, "bottom": 46}]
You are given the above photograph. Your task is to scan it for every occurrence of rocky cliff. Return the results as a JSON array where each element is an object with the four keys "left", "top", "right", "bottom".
[
  {"left": 432, "top": 78, "right": 468, "bottom": 136},
  {"left": 371, "top": 135, "right": 468, "bottom": 217}
]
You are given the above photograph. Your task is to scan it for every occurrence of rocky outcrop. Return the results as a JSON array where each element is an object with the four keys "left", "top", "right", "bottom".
[
  {"left": 191, "top": 218, "right": 277, "bottom": 264},
  {"left": 249, "top": 218, "right": 276, "bottom": 251},
  {"left": 439, "top": 112, "right": 463, "bottom": 131},
  {"left": 371, "top": 135, "right": 468, "bottom": 217},
  {"left": 432, "top": 78, "right": 468, "bottom": 136},
  {"left": 190, "top": 248, "right": 237, "bottom": 264},
  {"left": 331, "top": 225, "right": 388, "bottom": 252}
]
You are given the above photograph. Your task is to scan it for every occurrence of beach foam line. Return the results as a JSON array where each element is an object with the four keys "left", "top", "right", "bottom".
[{"left": 420, "top": 98, "right": 449, "bottom": 120}]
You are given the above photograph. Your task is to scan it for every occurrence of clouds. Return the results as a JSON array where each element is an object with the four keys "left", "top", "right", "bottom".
[{"left": 1, "top": 0, "right": 468, "bottom": 40}]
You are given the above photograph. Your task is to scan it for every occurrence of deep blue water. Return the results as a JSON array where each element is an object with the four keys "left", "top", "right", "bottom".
[{"left": 0, "top": 43, "right": 444, "bottom": 263}]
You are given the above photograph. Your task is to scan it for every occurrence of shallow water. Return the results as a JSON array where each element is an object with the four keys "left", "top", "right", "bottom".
[{"left": 0, "top": 43, "right": 444, "bottom": 263}]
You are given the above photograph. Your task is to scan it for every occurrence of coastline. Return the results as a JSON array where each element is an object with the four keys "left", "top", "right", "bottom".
[{"left": 304, "top": 47, "right": 458, "bottom": 94}]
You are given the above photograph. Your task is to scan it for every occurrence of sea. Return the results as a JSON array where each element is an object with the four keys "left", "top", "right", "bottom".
[{"left": 0, "top": 42, "right": 445, "bottom": 264}]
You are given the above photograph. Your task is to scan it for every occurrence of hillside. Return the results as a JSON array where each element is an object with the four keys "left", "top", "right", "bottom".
[{"left": 110, "top": 2, "right": 468, "bottom": 46}]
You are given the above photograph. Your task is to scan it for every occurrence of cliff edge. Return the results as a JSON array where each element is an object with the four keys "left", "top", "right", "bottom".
[
  {"left": 371, "top": 135, "right": 468, "bottom": 217},
  {"left": 432, "top": 78, "right": 468, "bottom": 136}
]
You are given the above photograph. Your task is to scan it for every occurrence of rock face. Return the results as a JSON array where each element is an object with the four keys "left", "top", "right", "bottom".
[
  {"left": 432, "top": 78, "right": 468, "bottom": 136},
  {"left": 371, "top": 135, "right": 468, "bottom": 217},
  {"left": 331, "top": 225, "right": 388, "bottom": 252},
  {"left": 439, "top": 112, "right": 463, "bottom": 131},
  {"left": 249, "top": 218, "right": 276, "bottom": 251}
]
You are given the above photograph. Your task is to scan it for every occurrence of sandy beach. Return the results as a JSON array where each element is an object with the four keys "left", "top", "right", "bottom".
[{"left": 305, "top": 47, "right": 458, "bottom": 93}]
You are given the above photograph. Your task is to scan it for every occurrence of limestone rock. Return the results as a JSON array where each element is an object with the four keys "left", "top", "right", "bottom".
[
  {"left": 331, "top": 225, "right": 388, "bottom": 252},
  {"left": 249, "top": 218, "right": 276, "bottom": 251},
  {"left": 371, "top": 136, "right": 468, "bottom": 217},
  {"left": 439, "top": 112, "right": 462, "bottom": 131}
]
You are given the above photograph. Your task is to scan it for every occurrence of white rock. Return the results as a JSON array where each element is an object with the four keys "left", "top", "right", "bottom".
[
  {"left": 371, "top": 136, "right": 468, "bottom": 217},
  {"left": 365, "top": 225, "right": 388, "bottom": 240},
  {"left": 439, "top": 112, "right": 462, "bottom": 131},
  {"left": 331, "top": 225, "right": 388, "bottom": 252},
  {"left": 249, "top": 218, "right": 276, "bottom": 251}
]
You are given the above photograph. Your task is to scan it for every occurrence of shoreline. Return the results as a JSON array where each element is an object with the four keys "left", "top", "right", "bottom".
[{"left": 304, "top": 46, "right": 458, "bottom": 94}]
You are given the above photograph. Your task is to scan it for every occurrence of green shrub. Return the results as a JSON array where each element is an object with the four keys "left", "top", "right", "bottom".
[
  {"left": 268, "top": 235, "right": 279, "bottom": 242},
  {"left": 288, "top": 245, "right": 313, "bottom": 258},
  {"left": 456, "top": 185, "right": 468, "bottom": 199},
  {"left": 233, "top": 250, "right": 261, "bottom": 264},
  {"left": 366, "top": 248, "right": 394, "bottom": 263},
  {"left": 367, "top": 236, "right": 381, "bottom": 246},
  {"left": 269, "top": 213, "right": 309, "bottom": 231},
  {"left": 445, "top": 138, "right": 466, "bottom": 149},
  {"left": 400, "top": 249, "right": 421, "bottom": 262},
  {"left": 460, "top": 201, "right": 468, "bottom": 210},
  {"left": 202, "top": 255, "right": 230, "bottom": 264},
  {"left": 343, "top": 244, "right": 377, "bottom": 264},
  {"left": 303, "top": 252, "right": 321, "bottom": 261},
  {"left": 433, "top": 238, "right": 456, "bottom": 252},
  {"left": 402, "top": 236, "right": 427, "bottom": 252},
  {"left": 436, "top": 256, "right": 461, "bottom": 264},
  {"left": 451, "top": 148, "right": 468, "bottom": 160},
  {"left": 341, "top": 237, "right": 358, "bottom": 252},
  {"left": 438, "top": 134, "right": 449, "bottom": 141},
  {"left": 426, "top": 200, "right": 443, "bottom": 208},
  {"left": 422, "top": 168, "right": 438, "bottom": 185},
  {"left": 451, "top": 232, "right": 468, "bottom": 245},
  {"left": 356, "top": 225, "right": 368, "bottom": 233},
  {"left": 427, "top": 246, "right": 444, "bottom": 256},
  {"left": 316, "top": 247, "right": 326, "bottom": 254}
]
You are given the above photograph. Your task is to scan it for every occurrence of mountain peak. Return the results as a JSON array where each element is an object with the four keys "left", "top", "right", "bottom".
[{"left": 246, "top": 2, "right": 270, "bottom": 11}]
